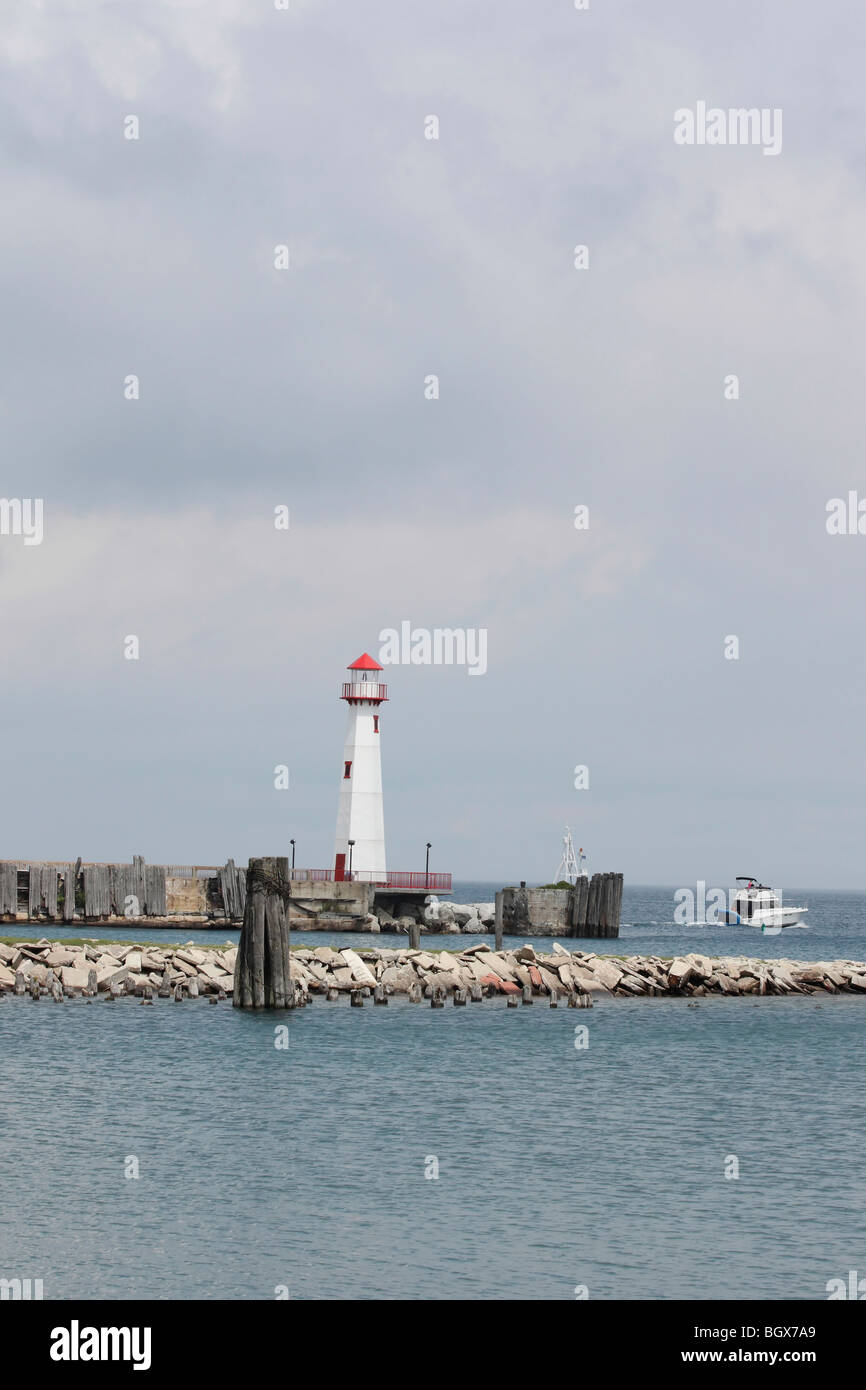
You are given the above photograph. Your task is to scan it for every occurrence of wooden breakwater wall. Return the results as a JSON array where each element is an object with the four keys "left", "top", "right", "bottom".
[
  {"left": 0, "top": 857, "right": 248, "bottom": 924},
  {"left": 495, "top": 873, "right": 624, "bottom": 939}
]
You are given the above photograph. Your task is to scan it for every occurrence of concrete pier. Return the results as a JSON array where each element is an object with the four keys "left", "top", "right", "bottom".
[{"left": 496, "top": 874, "right": 624, "bottom": 939}]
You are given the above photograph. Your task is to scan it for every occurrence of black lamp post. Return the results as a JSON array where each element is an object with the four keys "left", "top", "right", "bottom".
[
  {"left": 348, "top": 839, "right": 355, "bottom": 880},
  {"left": 290, "top": 839, "right": 295, "bottom": 874},
  {"left": 425, "top": 842, "right": 431, "bottom": 887}
]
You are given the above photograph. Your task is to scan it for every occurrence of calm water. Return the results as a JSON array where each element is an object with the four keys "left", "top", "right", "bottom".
[
  {"left": 9, "top": 885, "right": 863, "bottom": 963},
  {"left": 3, "top": 883, "right": 866, "bottom": 1302},
  {"left": 4, "top": 885, "right": 864, "bottom": 1301},
  {"left": 2, "top": 986, "right": 865, "bottom": 1300}
]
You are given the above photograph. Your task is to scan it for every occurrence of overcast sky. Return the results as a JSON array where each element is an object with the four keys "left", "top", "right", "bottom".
[{"left": 2, "top": 0, "right": 865, "bottom": 889}]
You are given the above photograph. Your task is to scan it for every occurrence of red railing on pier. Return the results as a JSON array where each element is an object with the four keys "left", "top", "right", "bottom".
[
  {"left": 290, "top": 868, "right": 451, "bottom": 891},
  {"left": 341, "top": 682, "right": 388, "bottom": 702}
]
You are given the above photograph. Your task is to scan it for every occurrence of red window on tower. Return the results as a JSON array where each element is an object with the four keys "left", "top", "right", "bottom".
[
  {"left": 373, "top": 716, "right": 379, "bottom": 733},
  {"left": 344, "top": 761, "right": 352, "bottom": 778}
]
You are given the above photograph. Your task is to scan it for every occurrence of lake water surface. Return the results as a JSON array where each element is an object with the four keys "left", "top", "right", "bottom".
[{"left": 2, "top": 885, "right": 864, "bottom": 1300}]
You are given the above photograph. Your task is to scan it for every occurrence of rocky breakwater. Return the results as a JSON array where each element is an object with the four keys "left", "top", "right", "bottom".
[
  {"left": 367, "top": 898, "right": 495, "bottom": 935},
  {"left": 288, "top": 944, "right": 866, "bottom": 1004},
  {"left": 5, "top": 941, "right": 866, "bottom": 1010},
  {"left": 0, "top": 940, "right": 237, "bottom": 1001}
]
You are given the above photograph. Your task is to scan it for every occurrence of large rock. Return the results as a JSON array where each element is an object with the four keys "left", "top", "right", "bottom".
[
  {"left": 821, "top": 964, "right": 849, "bottom": 989},
  {"left": 44, "top": 949, "right": 76, "bottom": 968},
  {"left": 474, "top": 952, "right": 517, "bottom": 982},
  {"left": 683, "top": 953, "right": 714, "bottom": 982},
  {"left": 60, "top": 966, "right": 90, "bottom": 992},
  {"left": 380, "top": 964, "right": 417, "bottom": 992},
  {"left": 617, "top": 973, "right": 649, "bottom": 994},
  {"left": 199, "top": 961, "right": 231, "bottom": 982},
  {"left": 341, "top": 949, "right": 377, "bottom": 987},
  {"left": 462, "top": 957, "right": 494, "bottom": 983},
  {"left": 586, "top": 958, "right": 623, "bottom": 991},
  {"left": 712, "top": 973, "right": 739, "bottom": 994},
  {"left": 172, "top": 959, "right": 199, "bottom": 977},
  {"left": 770, "top": 965, "right": 802, "bottom": 993},
  {"left": 451, "top": 905, "right": 475, "bottom": 926},
  {"left": 798, "top": 966, "right": 829, "bottom": 987},
  {"left": 537, "top": 965, "right": 564, "bottom": 994},
  {"left": 175, "top": 948, "right": 207, "bottom": 966},
  {"left": 304, "top": 960, "right": 330, "bottom": 982},
  {"left": 667, "top": 958, "right": 694, "bottom": 991}
]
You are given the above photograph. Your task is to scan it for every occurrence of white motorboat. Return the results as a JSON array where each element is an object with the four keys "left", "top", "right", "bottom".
[{"left": 722, "top": 877, "right": 808, "bottom": 931}]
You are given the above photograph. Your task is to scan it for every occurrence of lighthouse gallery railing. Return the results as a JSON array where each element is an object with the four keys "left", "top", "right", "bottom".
[{"left": 290, "top": 868, "right": 451, "bottom": 891}]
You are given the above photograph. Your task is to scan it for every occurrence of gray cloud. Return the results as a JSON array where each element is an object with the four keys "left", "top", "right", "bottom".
[{"left": 2, "top": 0, "right": 865, "bottom": 886}]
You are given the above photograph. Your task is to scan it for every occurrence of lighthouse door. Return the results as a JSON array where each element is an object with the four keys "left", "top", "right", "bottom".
[{"left": 334, "top": 853, "right": 346, "bottom": 882}]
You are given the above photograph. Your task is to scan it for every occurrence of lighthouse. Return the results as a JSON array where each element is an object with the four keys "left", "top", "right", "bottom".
[{"left": 333, "top": 654, "right": 387, "bottom": 881}]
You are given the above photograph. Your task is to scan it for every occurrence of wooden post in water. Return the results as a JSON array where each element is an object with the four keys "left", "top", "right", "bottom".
[
  {"left": 578, "top": 876, "right": 590, "bottom": 933},
  {"left": 494, "top": 891, "right": 504, "bottom": 950},
  {"left": 569, "top": 877, "right": 589, "bottom": 937},
  {"left": 234, "top": 857, "right": 294, "bottom": 1008},
  {"left": 598, "top": 873, "right": 610, "bottom": 933},
  {"left": 583, "top": 871, "right": 624, "bottom": 937},
  {"left": 586, "top": 874, "right": 599, "bottom": 931},
  {"left": 611, "top": 872, "right": 624, "bottom": 936}
]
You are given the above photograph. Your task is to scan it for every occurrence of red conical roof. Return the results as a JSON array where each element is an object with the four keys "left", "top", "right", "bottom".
[{"left": 347, "top": 652, "right": 383, "bottom": 671}]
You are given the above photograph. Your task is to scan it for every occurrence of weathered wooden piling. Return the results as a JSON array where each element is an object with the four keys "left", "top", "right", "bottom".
[
  {"left": 219, "top": 858, "right": 246, "bottom": 922},
  {"left": 571, "top": 875, "right": 590, "bottom": 933},
  {"left": 408, "top": 922, "right": 421, "bottom": 950},
  {"left": 497, "top": 874, "right": 623, "bottom": 939},
  {"left": 567, "top": 872, "right": 624, "bottom": 937},
  {"left": 234, "top": 857, "right": 294, "bottom": 1009},
  {"left": 63, "top": 861, "right": 78, "bottom": 922},
  {"left": 0, "top": 862, "right": 17, "bottom": 918}
]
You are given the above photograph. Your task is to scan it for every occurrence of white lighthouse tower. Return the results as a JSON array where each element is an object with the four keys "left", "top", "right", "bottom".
[{"left": 333, "top": 653, "right": 388, "bottom": 881}]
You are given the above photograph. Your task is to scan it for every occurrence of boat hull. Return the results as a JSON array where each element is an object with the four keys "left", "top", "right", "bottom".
[{"left": 723, "top": 907, "right": 807, "bottom": 929}]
